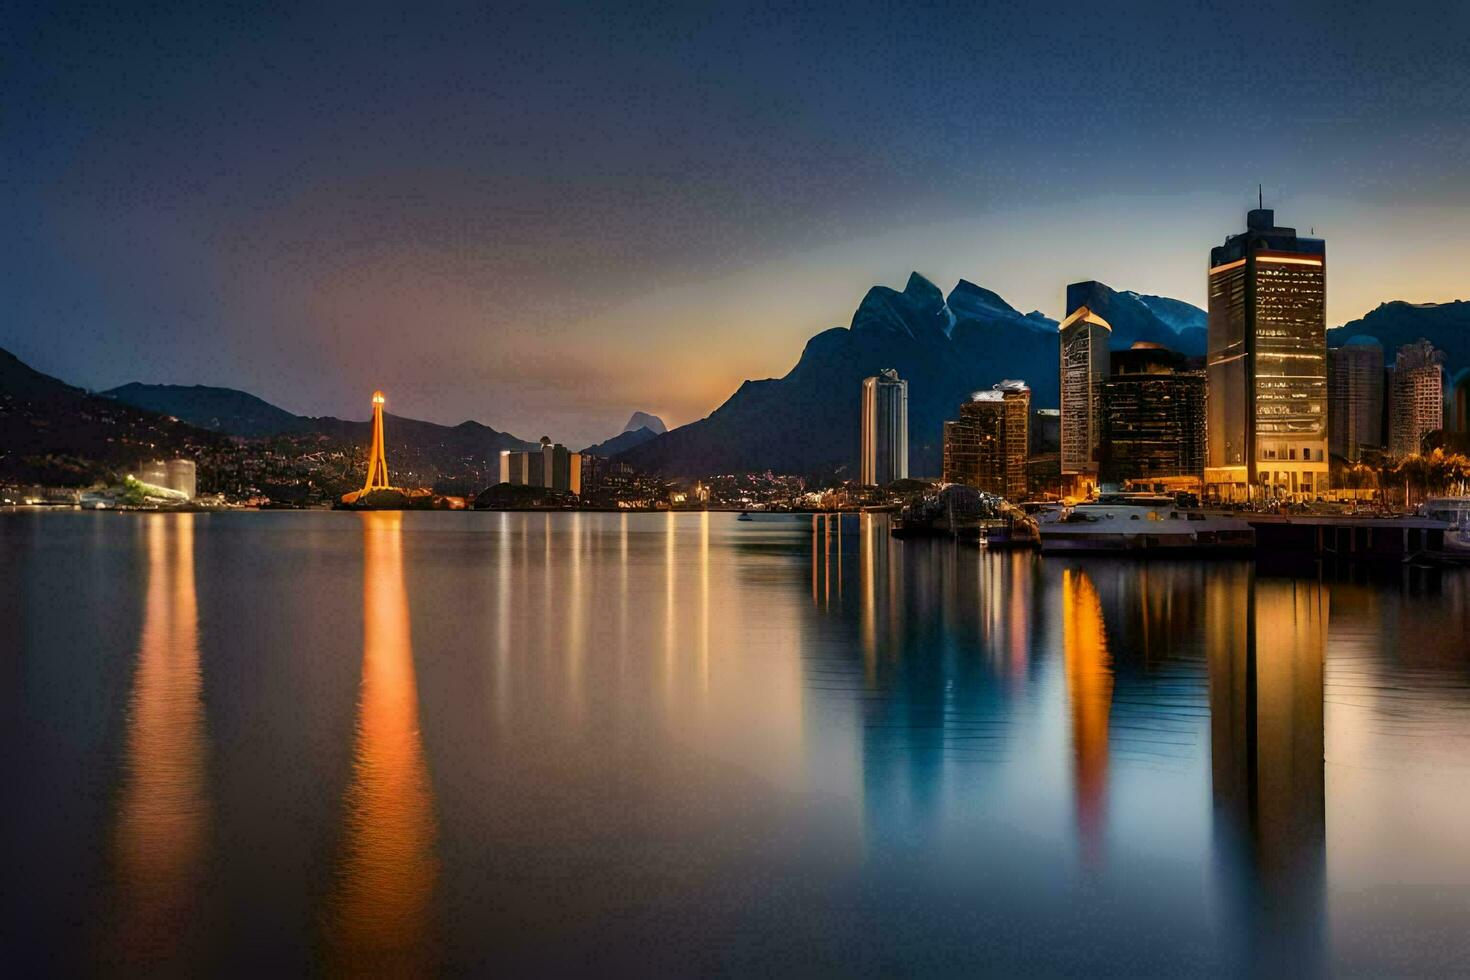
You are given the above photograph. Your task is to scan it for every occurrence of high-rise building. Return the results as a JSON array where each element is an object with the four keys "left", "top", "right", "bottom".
[
  {"left": 1205, "top": 208, "right": 1328, "bottom": 501},
  {"left": 1098, "top": 343, "right": 1206, "bottom": 489},
  {"left": 1327, "top": 336, "right": 1385, "bottom": 461},
  {"left": 1389, "top": 339, "right": 1444, "bottom": 458},
  {"left": 1058, "top": 285, "right": 1112, "bottom": 490},
  {"left": 942, "top": 380, "right": 1030, "bottom": 499},
  {"left": 499, "top": 438, "right": 583, "bottom": 494},
  {"left": 861, "top": 369, "right": 908, "bottom": 486}
]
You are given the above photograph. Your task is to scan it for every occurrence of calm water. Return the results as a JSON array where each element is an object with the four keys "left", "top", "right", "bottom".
[{"left": 4, "top": 510, "right": 1470, "bottom": 976}]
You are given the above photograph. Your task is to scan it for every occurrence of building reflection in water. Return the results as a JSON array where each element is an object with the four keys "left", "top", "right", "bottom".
[
  {"left": 1061, "top": 568, "right": 1113, "bottom": 868},
  {"left": 111, "top": 514, "right": 209, "bottom": 967},
  {"left": 327, "top": 512, "right": 438, "bottom": 973},
  {"left": 1207, "top": 565, "right": 1326, "bottom": 969}
]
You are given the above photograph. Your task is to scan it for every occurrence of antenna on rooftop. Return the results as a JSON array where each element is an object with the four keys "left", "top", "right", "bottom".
[{"left": 1258, "top": 183, "right": 1263, "bottom": 209}]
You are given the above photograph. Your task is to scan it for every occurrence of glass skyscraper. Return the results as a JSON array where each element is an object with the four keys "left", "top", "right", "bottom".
[
  {"left": 1058, "top": 285, "right": 1112, "bottom": 492},
  {"left": 861, "top": 369, "right": 908, "bottom": 486},
  {"left": 1205, "top": 209, "right": 1328, "bottom": 501}
]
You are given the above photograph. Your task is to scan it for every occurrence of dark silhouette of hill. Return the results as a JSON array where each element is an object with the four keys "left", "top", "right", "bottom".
[
  {"left": 1328, "top": 301, "right": 1470, "bottom": 373},
  {"left": 582, "top": 426, "right": 660, "bottom": 456},
  {"left": 1, "top": 348, "right": 225, "bottom": 485},
  {"left": 618, "top": 273, "right": 1204, "bottom": 477},
  {"left": 104, "top": 382, "right": 538, "bottom": 476}
]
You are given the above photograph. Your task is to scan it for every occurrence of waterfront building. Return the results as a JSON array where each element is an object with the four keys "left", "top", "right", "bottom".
[
  {"left": 1098, "top": 343, "right": 1206, "bottom": 490},
  {"left": 1327, "top": 337, "right": 1384, "bottom": 461},
  {"left": 860, "top": 369, "right": 908, "bottom": 486},
  {"left": 1058, "top": 285, "right": 1111, "bottom": 493},
  {"left": 500, "top": 437, "right": 583, "bottom": 494},
  {"left": 137, "top": 457, "right": 198, "bottom": 498},
  {"left": 942, "top": 380, "right": 1030, "bottom": 500},
  {"left": 1389, "top": 339, "right": 1444, "bottom": 458},
  {"left": 166, "top": 459, "right": 198, "bottom": 500},
  {"left": 1205, "top": 208, "right": 1328, "bottom": 501}
]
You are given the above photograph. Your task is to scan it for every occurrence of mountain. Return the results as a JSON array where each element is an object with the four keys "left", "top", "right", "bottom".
[
  {"left": 1067, "top": 282, "right": 1208, "bottom": 355},
  {"left": 104, "top": 382, "right": 304, "bottom": 437},
  {"left": 582, "top": 426, "right": 660, "bottom": 457},
  {"left": 104, "top": 382, "right": 538, "bottom": 478},
  {"left": 1, "top": 348, "right": 225, "bottom": 485},
  {"left": 1329, "top": 301, "right": 1470, "bottom": 373},
  {"left": 618, "top": 273, "right": 1204, "bottom": 477},
  {"left": 623, "top": 411, "right": 666, "bottom": 434}
]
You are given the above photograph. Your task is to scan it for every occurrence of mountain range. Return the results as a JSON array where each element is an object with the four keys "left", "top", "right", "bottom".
[
  {"left": 1328, "top": 301, "right": 1470, "bottom": 374},
  {"left": 619, "top": 274, "right": 1209, "bottom": 477},
  {"left": 0, "top": 348, "right": 225, "bottom": 485},
  {"left": 5, "top": 276, "right": 1466, "bottom": 488}
]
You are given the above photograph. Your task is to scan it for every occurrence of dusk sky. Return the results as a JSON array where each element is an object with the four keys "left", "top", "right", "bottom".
[{"left": 6, "top": 1, "right": 1469, "bottom": 447}]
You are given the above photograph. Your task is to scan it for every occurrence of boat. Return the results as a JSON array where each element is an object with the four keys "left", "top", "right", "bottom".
[
  {"left": 737, "top": 511, "right": 754, "bottom": 521},
  {"left": 1036, "top": 494, "right": 1254, "bottom": 555},
  {"left": 1417, "top": 496, "right": 1470, "bottom": 561}
]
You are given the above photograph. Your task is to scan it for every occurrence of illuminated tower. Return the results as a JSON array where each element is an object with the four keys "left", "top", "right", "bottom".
[
  {"left": 1205, "top": 208, "right": 1327, "bottom": 502},
  {"left": 362, "top": 390, "right": 392, "bottom": 494},
  {"left": 1388, "top": 339, "right": 1444, "bottom": 458},
  {"left": 861, "top": 369, "right": 908, "bottom": 486},
  {"left": 1058, "top": 284, "right": 1113, "bottom": 492}
]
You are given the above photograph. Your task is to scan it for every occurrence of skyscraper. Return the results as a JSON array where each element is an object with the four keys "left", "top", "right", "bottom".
[
  {"left": 1058, "top": 285, "right": 1111, "bottom": 492},
  {"left": 1098, "top": 343, "right": 1206, "bottom": 489},
  {"left": 861, "top": 369, "right": 908, "bottom": 486},
  {"left": 942, "top": 380, "right": 1030, "bottom": 499},
  {"left": 1327, "top": 336, "right": 1384, "bottom": 462},
  {"left": 1389, "top": 339, "right": 1444, "bottom": 458},
  {"left": 1205, "top": 208, "right": 1327, "bottom": 501}
]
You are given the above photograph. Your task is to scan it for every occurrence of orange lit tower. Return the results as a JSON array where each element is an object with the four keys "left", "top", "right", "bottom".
[{"left": 362, "top": 390, "right": 391, "bottom": 494}]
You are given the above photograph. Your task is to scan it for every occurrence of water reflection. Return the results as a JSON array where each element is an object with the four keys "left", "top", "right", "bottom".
[
  {"left": 110, "top": 514, "right": 209, "bottom": 967},
  {"left": 1061, "top": 569, "right": 1113, "bottom": 867},
  {"left": 1208, "top": 567, "right": 1327, "bottom": 970},
  {"left": 327, "top": 512, "right": 438, "bottom": 973}
]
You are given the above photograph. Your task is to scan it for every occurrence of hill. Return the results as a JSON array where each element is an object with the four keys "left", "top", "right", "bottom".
[
  {"left": 104, "top": 382, "right": 538, "bottom": 481},
  {"left": 0, "top": 348, "right": 225, "bottom": 486},
  {"left": 1328, "top": 300, "right": 1470, "bottom": 372},
  {"left": 617, "top": 273, "right": 1203, "bottom": 477}
]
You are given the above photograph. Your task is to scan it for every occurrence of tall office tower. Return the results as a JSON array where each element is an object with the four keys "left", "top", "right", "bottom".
[
  {"left": 861, "top": 369, "right": 908, "bottom": 486},
  {"left": 941, "top": 380, "right": 1030, "bottom": 499},
  {"left": 1098, "top": 343, "right": 1207, "bottom": 489},
  {"left": 1389, "top": 339, "right": 1444, "bottom": 457},
  {"left": 1205, "top": 208, "right": 1328, "bottom": 501},
  {"left": 1058, "top": 285, "right": 1112, "bottom": 490},
  {"left": 1327, "top": 337, "right": 1385, "bottom": 462}
]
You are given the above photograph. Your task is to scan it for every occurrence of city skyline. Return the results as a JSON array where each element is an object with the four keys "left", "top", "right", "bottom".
[{"left": 6, "top": 3, "right": 1470, "bottom": 448}]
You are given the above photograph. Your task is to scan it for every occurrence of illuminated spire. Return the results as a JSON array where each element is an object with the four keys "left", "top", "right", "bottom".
[{"left": 362, "top": 390, "right": 391, "bottom": 493}]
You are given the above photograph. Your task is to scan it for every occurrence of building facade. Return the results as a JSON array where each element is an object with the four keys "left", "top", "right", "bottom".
[
  {"left": 500, "top": 437, "right": 583, "bottom": 494},
  {"left": 1388, "top": 339, "right": 1444, "bottom": 458},
  {"left": 1327, "top": 336, "right": 1385, "bottom": 462},
  {"left": 1098, "top": 343, "right": 1206, "bottom": 489},
  {"left": 1058, "top": 288, "right": 1111, "bottom": 490},
  {"left": 137, "top": 458, "right": 197, "bottom": 499},
  {"left": 942, "top": 380, "right": 1030, "bottom": 500},
  {"left": 861, "top": 369, "right": 908, "bottom": 486},
  {"left": 1205, "top": 208, "right": 1328, "bottom": 501}
]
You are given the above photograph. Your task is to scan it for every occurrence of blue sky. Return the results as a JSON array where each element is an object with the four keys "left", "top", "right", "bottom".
[{"left": 5, "top": 1, "right": 1469, "bottom": 445}]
